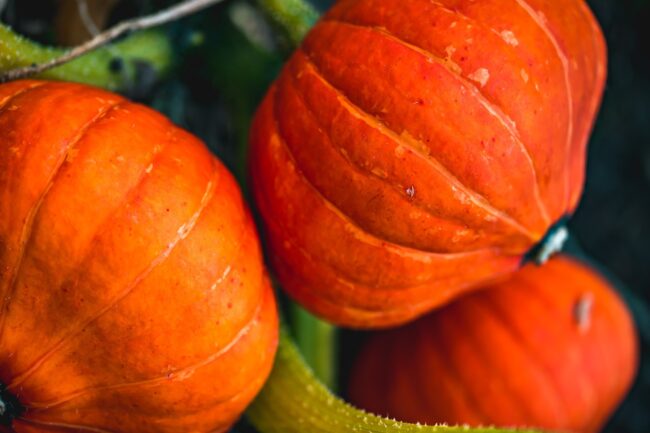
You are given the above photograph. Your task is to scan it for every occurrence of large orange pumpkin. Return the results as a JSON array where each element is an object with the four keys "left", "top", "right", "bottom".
[
  {"left": 249, "top": 0, "right": 607, "bottom": 327},
  {"left": 348, "top": 256, "right": 638, "bottom": 433},
  {"left": 0, "top": 80, "right": 278, "bottom": 432}
]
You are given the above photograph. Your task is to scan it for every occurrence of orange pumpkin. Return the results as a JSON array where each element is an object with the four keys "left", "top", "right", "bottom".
[
  {"left": 249, "top": 0, "right": 607, "bottom": 327},
  {"left": 0, "top": 80, "right": 278, "bottom": 432},
  {"left": 348, "top": 256, "right": 638, "bottom": 433}
]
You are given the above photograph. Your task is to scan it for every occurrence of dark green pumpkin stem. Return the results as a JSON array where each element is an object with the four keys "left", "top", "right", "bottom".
[
  {"left": 290, "top": 303, "right": 337, "bottom": 390},
  {"left": 526, "top": 218, "right": 570, "bottom": 265},
  {"left": 0, "top": 383, "right": 22, "bottom": 428},
  {"left": 0, "top": 23, "right": 172, "bottom": 91},
  {"left": 254, "top": 0, "right": 319, "bottom": 47}
]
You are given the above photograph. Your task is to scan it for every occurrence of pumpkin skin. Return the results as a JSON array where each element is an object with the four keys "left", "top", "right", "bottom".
[
  {"left": 248, "top": 0, "right": 607, "bottom": 328},
  {"left": 0, "top": 80, "right": 278, "bottom": 432},
  {"left": 348, "top": 256, "right": 638, "bottom": 433}
]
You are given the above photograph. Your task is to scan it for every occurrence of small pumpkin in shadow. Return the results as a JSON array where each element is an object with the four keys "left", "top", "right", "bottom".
[{"left": 348, "top": 256, "right": 638, "bottom": 433}]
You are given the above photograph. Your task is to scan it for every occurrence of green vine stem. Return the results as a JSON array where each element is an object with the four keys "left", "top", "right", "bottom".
[
  {"left": 290, "top": 303, "right": 337, "bottom": 390},
  {"left": 247, "top": 329, "right": 546, "bottom": 433},
  {"left": 255, "top": 0, "right": 319, "bottom": 47},
  {"left": 0, "top": 24, "right": 172, "bottom": 90}
]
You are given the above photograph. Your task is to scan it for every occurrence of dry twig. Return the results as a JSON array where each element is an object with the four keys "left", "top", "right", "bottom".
[{"left": 0, "top": 0, "right": 225, "bottom": 83}]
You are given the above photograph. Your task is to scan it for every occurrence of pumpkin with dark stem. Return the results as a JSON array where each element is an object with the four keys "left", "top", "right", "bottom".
[
  {"left": 348, "top": 256, "right": 639, "bottom": 433},
  {"left": 0, "top": 80, "right": 278, "bottom": 432},
  {"left": 249, "top": 0, "right": 607, "bottom": 328}
]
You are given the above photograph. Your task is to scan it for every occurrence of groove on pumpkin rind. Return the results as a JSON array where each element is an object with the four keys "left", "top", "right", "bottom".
[
  {"left": 7, "top": 163, "right": 218, "bottom": 392},
  {"left": 251, "top": 86, "right": 524, "bottom": 327},
  {"left": 293, "top": 50, "right": 539, "bottom": 245},
  {"left": 0, "top": 80, "right": 278, "bottom": 432},
  {"left": 21, "top": 285, "right": 277, "bottom": 433},
  {"left": 302, "top": 21, "right": 549, "bottom": 238},
  {"left": 0, "top": 84, "right": 124, "bottom": 351},
  {"left": 322, "top": 18, "right": 552, "bottom": 228},
  {"left": 250, "top": 0, "right": 607, "bottom": 327},
  {"left": 325, "top": 0, "right": 606, "bottom": 224}
]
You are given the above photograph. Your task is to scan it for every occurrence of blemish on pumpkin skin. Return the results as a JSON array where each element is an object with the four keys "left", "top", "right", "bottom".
[
  {"left": 371, "top": 167, "right": 388, "bottom": 179},
  {"left": 574, "top": 293, "right": 594, "bottom": 332},
  {"left": 468, "top": 68, "right": 490, "bottom": 87},
  {"left": 521, "top": 69, "right": 529, "bottom": 83},
  {"left": 405, "top": 186, "right": 416, "bottom": 199},
  {"left": 483, "top": 214, "right": 498, "bottom": 223},
  {"left": 500, "top": 30, "right": 520, "bottom": 46},
  {"left": 445, "top": 45, "right": 456, "bottom": 58}
]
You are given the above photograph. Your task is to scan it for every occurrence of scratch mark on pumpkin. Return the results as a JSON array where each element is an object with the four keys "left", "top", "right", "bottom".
[{"left": 210, "top": 265, "right": 232, "bottom": 291}]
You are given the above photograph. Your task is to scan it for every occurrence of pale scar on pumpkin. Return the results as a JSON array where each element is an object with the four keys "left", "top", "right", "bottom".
[
  {"left": 574, "top": 292, "right": 595, "bottom": 332},
  {"left": 468, "top": 68, "right": 490, "bottom": 88},
  {"left": 500, "top": 30, "right": 520, "bottom": 47},
  {"left": 405, "top": 185, "right": 415, "bottom": 199}
]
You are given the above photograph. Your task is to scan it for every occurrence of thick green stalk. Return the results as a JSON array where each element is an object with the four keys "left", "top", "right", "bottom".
[
  {"left": 247, "top": 329, "right": 547, "bottom": 433},
  {"left": 0, "top": 24, "right": 172, "bottom": 90},
  {"left": 255, "top": 0, "right": 319, "bottom": 46},
  {"left": 290, "top": 303, "right": 337, "bottom": 390}
]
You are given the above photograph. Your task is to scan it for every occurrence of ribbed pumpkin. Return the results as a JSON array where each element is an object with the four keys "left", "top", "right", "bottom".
[
  {"left": 0, "top": 80, "right": 278, "bottom": 432},
  {"left": 249, "top": 0, "right": 607, "bottom": 327},
  {"left": 348, "top": 256, "right": 638, "bottom": 433}
]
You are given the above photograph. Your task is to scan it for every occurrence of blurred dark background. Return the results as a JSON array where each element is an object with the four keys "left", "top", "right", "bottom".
[{"left": 1, "top": 0, "right": 648, "bottom": 432}]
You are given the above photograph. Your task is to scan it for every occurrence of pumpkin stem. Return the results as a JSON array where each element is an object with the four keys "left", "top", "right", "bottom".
[
  {"left": 254, "top": 0, "right": 320, "bottom": 47},
  {"left": 0, "top": 383, "right": 23, "bottom": 427},
  {"left": 0, "top": 23, "right": 172, "bottom": 91},
  {"left": 290, "top": 303, "right": 337, "bottom": 390},
  {"left": 526, "top": 219, "right": 570, "bottom": 265}
]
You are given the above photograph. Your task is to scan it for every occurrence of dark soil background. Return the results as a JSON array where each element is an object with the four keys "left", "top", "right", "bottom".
[{"left": 1, "top": 0, "right": 648, "bottom": 432}]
